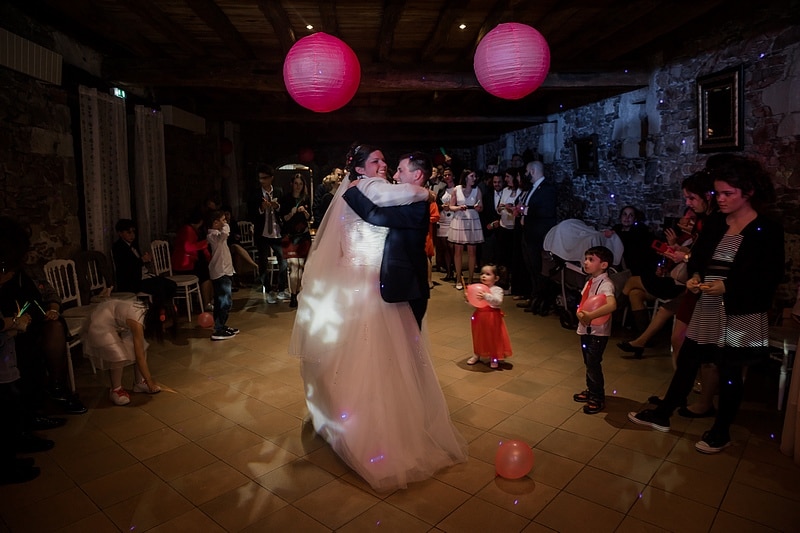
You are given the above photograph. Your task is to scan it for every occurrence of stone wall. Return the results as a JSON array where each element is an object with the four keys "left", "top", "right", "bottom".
[
  {"left": 0, "top": 68, "right": 82, "bottom": 264},
  {"left": 478, "top": 24, "right": 800, "bottom": 302}
]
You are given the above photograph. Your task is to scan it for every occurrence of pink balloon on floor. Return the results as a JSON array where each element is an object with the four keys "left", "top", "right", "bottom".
[
  {"left": 579, "top": 294, "right": 611, "bottom": 325},
  {"left": 466, "top": 283, "right": 490, "bottom": 308},
  {"left": 495, "top": 440, "right": 534, "bottom": 479},
  {"left": 197, "top": 312, "right": 214, "bottom": 328}
]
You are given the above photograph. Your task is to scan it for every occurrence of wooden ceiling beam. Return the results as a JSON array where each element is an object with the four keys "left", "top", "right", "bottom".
[
  {"left": 591, "top": 0, "right": 726, "bottom": 61},
  {"left": 377, "top": 0, "right": 406, "bottom": 62},
  {"left": 184, "top": 0, "right": 254, "bottom": 59},
  {"left": 256, "top": 0, "right": 296, "bottom": 57},
  {"left": 118, "top": 0, "right": 206, "bottom": 57},
  {"left": 41, "top": 0, "right": 162, "bottom": 57},
  {"left": 318, "top": 0, "right": 339, "bottom": 36},
  {"left": 420, "top": 0, "right": 470, "bottom": 61},
  {"left": 104, "top": 59, "right": 649, "bottom": 92}
]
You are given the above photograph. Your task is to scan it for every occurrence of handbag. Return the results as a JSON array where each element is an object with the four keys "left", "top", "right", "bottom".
[{"left": 669, "top": 261, "right": 689, "bottom": 284}]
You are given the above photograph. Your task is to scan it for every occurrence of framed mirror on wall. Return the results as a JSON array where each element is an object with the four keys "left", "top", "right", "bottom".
[
  {"left": 697, "top": 64, "right": 744, "bottom": 152},
  {"left": 573, "top": 134, "right": 598, "bottom": 176}
]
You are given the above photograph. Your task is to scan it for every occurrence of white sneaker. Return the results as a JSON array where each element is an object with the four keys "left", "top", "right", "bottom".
[
  {"left": 133, "top": 381, "right": 161, "bottom": 394},
  {"left": 266, "top": 291, "right": 277, "bottom": 304},
  {"left": 277, "top": 290, "right": 291, "bottom": 301},
  {"left": 109, "top": 387, "right": 130, "bottom": 406},
  {"left": 467, "top": 355, "right": 480, "bottom": 365},
  {"left": 455, "top": 282, "right": 464, "bottom": 290},
  {"left": 205, "top": 304, "right": 214, "bottom": 312}
]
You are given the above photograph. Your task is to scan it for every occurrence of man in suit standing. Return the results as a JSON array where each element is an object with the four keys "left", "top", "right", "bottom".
[
  {"left": 343, "top": 152, "right": 433, "bottom": 329},
  {"left": 518, "top": 161, "right": 557, "bottom": 314},
  {"left": 247, "top": 164, "right": 288, "bottom": 304},
  {"left": 478, "top": 172, "right": 505, "bottom": 267}
]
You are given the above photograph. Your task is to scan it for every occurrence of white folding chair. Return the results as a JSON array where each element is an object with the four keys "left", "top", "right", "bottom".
[
  {"left": 769, "top": 309, "right": 799, "bottom": 410},
  {"left": 43, "top": 259, "right": 97, "bottom": 319},
  {"left": 84, "top": 254, "right": 136, "bottom": 303},
  {"left": 237, "top": 221, "right": 258, "bottom": 262},
  {"left": 43, "top": 259, "right": 98, "bottom": 389},
  {"left": 150, "top": 240, "right": 203, "bottom": 321}
]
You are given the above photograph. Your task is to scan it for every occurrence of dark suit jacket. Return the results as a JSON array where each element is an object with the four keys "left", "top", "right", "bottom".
[
  {"left": 522, "top": 179, "right": 557, "bottom": 245},
  {"left": 343, "top": 186, "right": 430, "bottom": 303},
  {"left": 248, "top": 186, "right": 284, "bottom": 237},
  {"left": 111, "top": 238, "right": 145, "bottom": 293}
]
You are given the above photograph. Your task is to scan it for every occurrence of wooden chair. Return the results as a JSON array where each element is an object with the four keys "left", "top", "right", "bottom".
[{"left": 149, "top": 240, "right": 203, "bottom": 321}]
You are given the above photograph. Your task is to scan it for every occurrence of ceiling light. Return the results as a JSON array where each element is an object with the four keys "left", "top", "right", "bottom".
[
  {"left": 459, "top": 24, "right": 466, "bottom": 30},
  {"left": 306, "top": 24, "right": 313, "bottom": 30}
]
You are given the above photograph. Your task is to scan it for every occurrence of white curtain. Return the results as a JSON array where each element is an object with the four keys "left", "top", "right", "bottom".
[
  {"left": 134, "top": 105, "right": 168, "bottom": 253},
  {"left": 78, "top": 86, "right": 130, "bottom": 259},
  {"left": 223, "top": 121, "right": 240, "bottom": 219}
]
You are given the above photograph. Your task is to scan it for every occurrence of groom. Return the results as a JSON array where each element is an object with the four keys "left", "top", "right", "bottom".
[{"left": 343, "top": 152, "right": 433, "bottom": 329}]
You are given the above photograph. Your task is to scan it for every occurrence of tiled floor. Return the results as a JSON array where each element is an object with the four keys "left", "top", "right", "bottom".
[{"left": 2, "top": 281, "right": 799, "bottom": 532}]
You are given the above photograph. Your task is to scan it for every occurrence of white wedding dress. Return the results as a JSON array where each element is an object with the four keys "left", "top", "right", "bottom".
[{"left": 289, "top": 180, "right": 467, "bottom": 491}]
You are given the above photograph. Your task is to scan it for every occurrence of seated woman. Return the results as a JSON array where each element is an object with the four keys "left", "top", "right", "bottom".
[
  {"left": 619, "top": 207, "right": 697, "bottom": 349},
  {"left": 83, "top": 298, "right": 177, "bottom": 406},
  {"left": 619, "top": 172, "right": 716, "bottom": 363},
  {"left": 0, "top": 217, "right": 86, "bottom": 417},
  {"left": 606, "top": 206, "right": 656, "bottom": 276},
  {"left": 171, "top": 209, "right": 213, "bottom": 309}
]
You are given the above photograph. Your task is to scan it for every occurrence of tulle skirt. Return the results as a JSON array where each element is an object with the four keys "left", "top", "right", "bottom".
[
  {"left": 289, "top": 187, "right": 467, "bottom": 491},
  {"left": 471, "top": 307, "right": 513, "bottom": 360}
]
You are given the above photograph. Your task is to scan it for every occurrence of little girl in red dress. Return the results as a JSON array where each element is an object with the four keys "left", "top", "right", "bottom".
[{"left": 466, "top": 264, "right": 513, "bottom": 369}]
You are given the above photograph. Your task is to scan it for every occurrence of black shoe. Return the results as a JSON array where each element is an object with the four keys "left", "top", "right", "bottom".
[
  {"left": 617, "top": 341, "right": 645, "bottom": 359},
  {"left": 61, "top": 396, "right": 88, "bottom": 415},
  {"left": 0, "top": 462, "right": 40, "bottom": 485},
  {"left": 289, "top": 294, "right": 298, "bottom": 308},
  {"left": 27, "top": 416, "right": 67, "bottom": 431},
  {"left": 516, "top": 300, "right": 532, "bottom": 308},
  {"left": 523, "top": 306, "right": 535, "bottom": 313},
  {"left": 627, "top": 409, "right": 670, "bottom": 432},
  {"left": 573, "top": 390, "right": 590, "bottom": 403},
  {"left": 647, "top": 395, "right": 663, "bottom": 406},
  {"left": 695, "top": 430, "right": 731, "bottom": 454},
  {"left": 583, "top": 399, "right": 605, "bottom": 414},
  {"left": 16, "top": 433, "right": 55, "bottom": 453},
  {"left": 678, "top": 406, "right": 716, "bottom": 418}
]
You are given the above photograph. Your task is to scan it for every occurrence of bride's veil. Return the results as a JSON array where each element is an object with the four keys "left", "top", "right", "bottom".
[{"left": 288, "top": 178, "right": 351, "bottom": 361}]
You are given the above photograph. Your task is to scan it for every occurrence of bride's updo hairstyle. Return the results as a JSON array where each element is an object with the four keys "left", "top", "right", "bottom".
[{"left": 345, "top": 142, "right": 380, "bottom": 181}]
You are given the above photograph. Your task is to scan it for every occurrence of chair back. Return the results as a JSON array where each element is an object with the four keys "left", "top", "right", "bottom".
[
  {"left": 86, "top": 256, "right": 107, "bottom": 294},
  {"left": 150, "top": 240, "right": 173, "bottom": 276},
  {"left": 44, "top": 259, "right": 82, "bottom": 308},
  {"left": 238, "top": 221, "right": 255, "bottom": 247}
]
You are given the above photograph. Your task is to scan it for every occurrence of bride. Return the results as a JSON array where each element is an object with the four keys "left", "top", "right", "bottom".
[{"left": 289, "top": 144, "right": 467, "bottom": 491}]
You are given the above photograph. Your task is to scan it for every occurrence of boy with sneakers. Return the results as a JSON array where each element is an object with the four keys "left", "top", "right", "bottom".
[
  {"left": 572, "top": 246, "right": 617, "bottom": 414},
  {"left": 206, "top": 210, "right": 239, "bottom": 341}
]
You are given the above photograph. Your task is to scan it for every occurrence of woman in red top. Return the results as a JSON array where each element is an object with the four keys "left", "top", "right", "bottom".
[{"left": 171, "top": 209, "right": 213, "bottom": 308}]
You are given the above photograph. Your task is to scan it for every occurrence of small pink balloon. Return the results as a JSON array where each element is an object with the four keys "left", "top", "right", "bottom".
[
  {"left": 579, "top": 294, "right": 611, "bottom": 325},
  {"left": 466, "top": 283, "right": 490, "bottom": 308},
  {"left": 495, "top": 440, "right": 534, "bottom": 479},
  {"left": 197, "top": 312, "right": 214, "bottom": 328}
]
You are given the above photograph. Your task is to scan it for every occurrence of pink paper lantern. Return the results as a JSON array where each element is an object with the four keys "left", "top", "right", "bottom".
[
  {"left": 283, "top": 33, "right": 361, "bottom": 113},
  {"left": 473, "top": 23, "right": 550, "bottom": 100}
]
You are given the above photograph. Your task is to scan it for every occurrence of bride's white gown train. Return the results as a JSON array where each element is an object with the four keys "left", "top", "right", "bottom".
[{"left": 289, "top": 183, "right": 467, "bottom": 491}]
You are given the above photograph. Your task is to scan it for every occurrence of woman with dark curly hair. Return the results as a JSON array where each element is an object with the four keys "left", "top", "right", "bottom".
[{"left": 629, "top": 155, "right": 784, "bottom": 454}]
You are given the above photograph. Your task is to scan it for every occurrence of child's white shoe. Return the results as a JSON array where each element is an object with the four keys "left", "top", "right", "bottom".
[
  {"left": 467, "top": 355, "right": 480, "bottom": 365},
  {"left": 133, "top": 380, "right": 160, "bottom": 394},
  {"left": 109, "top": 387, "right": 131, "bottom": 405},
  {"left": 490, "top": 358, "right": 499, "bottom": 369}
]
